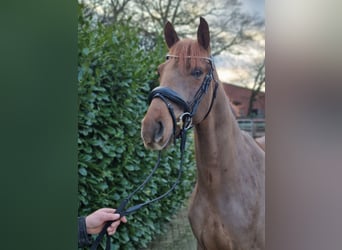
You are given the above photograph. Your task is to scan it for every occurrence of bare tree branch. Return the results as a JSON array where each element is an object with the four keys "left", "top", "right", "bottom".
[
  {"left": 247, "top": 57, "right": 265, "bottom": 116},
  {"left": 80, "top": 0, "right": 263, "bottom": 57}
]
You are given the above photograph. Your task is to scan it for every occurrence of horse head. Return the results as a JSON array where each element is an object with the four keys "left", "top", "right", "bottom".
[{"left": 141, "top": 17, "right": 218, "bottom": 150}]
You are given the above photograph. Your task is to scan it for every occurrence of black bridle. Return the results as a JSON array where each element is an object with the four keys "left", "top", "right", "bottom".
[
  {"left": 90, "top": 55, "right": 218, "bottom": 250},
  {"left": 149, "top": 55, "right": 219, "bottom": 145}
]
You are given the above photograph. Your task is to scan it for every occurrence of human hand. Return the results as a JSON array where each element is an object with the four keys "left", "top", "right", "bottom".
[{"left": 85, "top": 208, "right": 127, "bottom": 235}]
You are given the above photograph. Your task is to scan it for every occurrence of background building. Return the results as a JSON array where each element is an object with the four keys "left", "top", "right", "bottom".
[{"left": 222, "top": 83, "right": 265, "bottom": 118}]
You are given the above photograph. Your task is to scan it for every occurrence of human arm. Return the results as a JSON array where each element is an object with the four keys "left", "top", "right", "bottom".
[
  {"left": 78, "top": 216, "right": 92, "bottom": 248},
  {"left": 78, "top": 208, "right": 127, "bottom": 248},
  {"left": 85, "top": 208, "right": 127, "bottom": 235}
]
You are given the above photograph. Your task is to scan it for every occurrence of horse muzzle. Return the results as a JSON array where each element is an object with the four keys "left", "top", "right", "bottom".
[{"left": 141, "top": 99, "right": 176, "bottom": 150}]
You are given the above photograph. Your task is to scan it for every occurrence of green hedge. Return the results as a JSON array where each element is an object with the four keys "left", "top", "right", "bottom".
[{"left": 78, "top": 7, "right": 196, "bottom": 250}]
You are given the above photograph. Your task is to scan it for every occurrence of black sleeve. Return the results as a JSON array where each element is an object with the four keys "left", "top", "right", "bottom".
[{"left": 78, "top": 216, "right": 93, "bottom": 248}]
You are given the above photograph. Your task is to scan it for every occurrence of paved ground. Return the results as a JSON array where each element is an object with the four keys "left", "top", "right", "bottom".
[{"left": 142, "top": 207, "right": 197, "bottom": 250}]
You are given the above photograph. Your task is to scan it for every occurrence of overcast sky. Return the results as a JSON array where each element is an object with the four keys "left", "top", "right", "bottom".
[
  {"left": 215, "top": 0, "right": 265, "bottom": 90},
  {"left": 242, "top": 0, "right": 264, "bottom": 17}
]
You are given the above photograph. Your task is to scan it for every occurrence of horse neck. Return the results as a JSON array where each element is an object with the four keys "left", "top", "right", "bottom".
[{"left": 193, "top": 83, "right": 242, "bottom": 190}]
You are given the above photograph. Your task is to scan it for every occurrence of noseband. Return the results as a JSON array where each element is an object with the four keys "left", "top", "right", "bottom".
[{"left": 148, "top": 55, "right": 219, "bottom": 144}]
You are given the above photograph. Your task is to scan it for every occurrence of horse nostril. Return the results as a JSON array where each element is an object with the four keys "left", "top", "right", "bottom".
[{"left": 154, "top": 121, "right": 164, "bottom": 142}]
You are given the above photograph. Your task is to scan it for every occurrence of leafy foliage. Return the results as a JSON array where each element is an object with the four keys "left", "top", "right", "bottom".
[{"left": 78, "top": 5, "right": 196, "bottom": 249}]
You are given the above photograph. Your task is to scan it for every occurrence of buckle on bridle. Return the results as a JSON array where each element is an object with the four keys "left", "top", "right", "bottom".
[{"left": 177, "top": 112, "right": 193, "bottom": 130}]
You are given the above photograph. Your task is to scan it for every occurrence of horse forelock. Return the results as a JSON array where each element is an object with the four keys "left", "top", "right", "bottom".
[{"left": 169, "top": 39, "right": 211, "bottom": 73}]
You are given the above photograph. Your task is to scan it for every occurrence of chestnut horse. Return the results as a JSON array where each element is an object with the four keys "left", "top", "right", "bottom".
[{"left": 141, "top": 18, "right": 265, "bottom": 250}]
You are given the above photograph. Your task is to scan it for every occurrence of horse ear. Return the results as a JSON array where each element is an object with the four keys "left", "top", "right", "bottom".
[
  {"left": 164, "top": 21, "right": 179, "bottom": 48},
  {"left": 197, "top": 17, "right": 210, "bottom": 50}
]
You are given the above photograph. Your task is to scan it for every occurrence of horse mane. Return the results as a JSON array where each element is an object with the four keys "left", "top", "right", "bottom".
[{"left": 169, "top": 38, "right": 211, "bottom": 74}]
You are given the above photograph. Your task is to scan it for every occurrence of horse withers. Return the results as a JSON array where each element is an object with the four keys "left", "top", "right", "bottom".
[{"left": 141, "top": 17, "right": 265, "bottom": 250}]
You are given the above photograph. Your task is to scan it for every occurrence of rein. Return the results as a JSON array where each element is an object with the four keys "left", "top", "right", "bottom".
[
  {"left": 90, "top": 123, "right": 189, "bottom": 250},
  {"left": 90, "top": 55, "right": 218, "bottom": 250}
]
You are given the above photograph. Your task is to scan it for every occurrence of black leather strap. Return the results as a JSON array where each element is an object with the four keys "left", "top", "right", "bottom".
[{"left": 149, "top": 87, "right": 190, "bottom": 113}]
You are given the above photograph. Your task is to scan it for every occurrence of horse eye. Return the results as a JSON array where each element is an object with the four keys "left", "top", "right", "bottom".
[
  {"left": 165, "top": 55, "right": 170, "bottom": 60},
  {"left": 191, "top": 68, "right": 203, "bottom": 78}
]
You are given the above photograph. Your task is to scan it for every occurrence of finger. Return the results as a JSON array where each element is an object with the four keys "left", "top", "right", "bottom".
[
  {"left": 101, "top": 212, "right": 120, "bottom": 222},
  {"left": 111, "top": 220, "right": 121, "bottom": 228},
  {"left": 107, "top": 226, "right": 117, "bottom": 235},
  {"left": 121, "top": 216, "right": 127, "bottom": 223},
  {"left": 107, "top": 221, "right": 121, "bottom": 235},
  {"left": 99, "top": 208, "right": 122, "bottom": 219},
  {"left": 97, "top": 208, "right": 116, "bottom": 214}
]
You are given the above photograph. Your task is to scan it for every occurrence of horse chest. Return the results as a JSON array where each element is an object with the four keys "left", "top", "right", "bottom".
[{"left": 189, "top": 189, "right": 261, "bottom": 250}]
